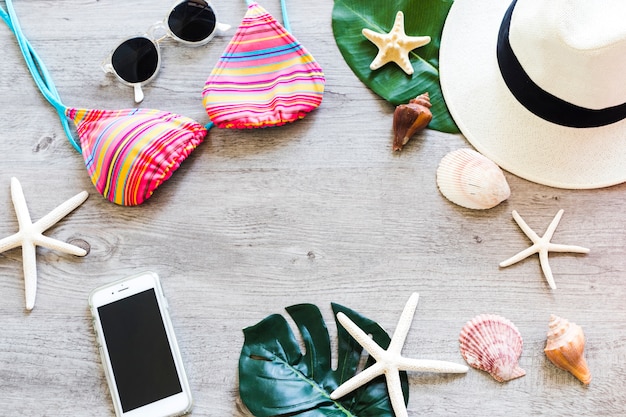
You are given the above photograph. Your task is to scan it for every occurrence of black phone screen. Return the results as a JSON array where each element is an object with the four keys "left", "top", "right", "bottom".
[{"left": 98, "top": 289, "right": 183, "bottom": 412}]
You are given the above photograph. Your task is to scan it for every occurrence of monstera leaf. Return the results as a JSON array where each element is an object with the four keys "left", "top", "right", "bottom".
[
  {"left": 332, "top": 0, "right": 458, "bottom": 133},
  {"left": 239, "top": 303, "right": 409, "bottom": 416}
]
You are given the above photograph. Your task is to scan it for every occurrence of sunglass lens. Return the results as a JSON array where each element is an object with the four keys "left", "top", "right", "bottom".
[
  {"left": 111, "top": 37, "right": 159, "bottom": 84},
  {"left": 168, "top": 0, "right": 217, "bottom": 43}
]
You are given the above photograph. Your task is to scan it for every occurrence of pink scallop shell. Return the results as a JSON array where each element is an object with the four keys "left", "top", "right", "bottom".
[{"left": 459, "top": 314, "right": 526, "bottom": 382}]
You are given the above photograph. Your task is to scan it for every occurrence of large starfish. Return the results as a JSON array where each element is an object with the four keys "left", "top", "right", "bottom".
[
  {"left": 330, "top": 293, "right": 468, "bottom": 417},
  {"left": 0, "top": 177, "right": 89, "bottom": 310},
  {"left": 362, "top": 11, "right": 431, "bottom": 75},
  {"left": 500, "top": 210, "right": 589, "bottom": 290}
]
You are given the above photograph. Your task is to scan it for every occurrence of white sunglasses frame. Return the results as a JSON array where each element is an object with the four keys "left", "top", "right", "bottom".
[{"left": 102, "top": 0, "right": 230, "bottom": 103}]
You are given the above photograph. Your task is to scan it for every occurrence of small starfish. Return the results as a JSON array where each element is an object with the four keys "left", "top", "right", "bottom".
[
  {"left": 500, "top": 210, "right": 590, "bottom": 290},
  {"left": 330, "top": 293, "right": 468, "bottom": 417},
  {"left": 0, "top": 177, "right": 89, "bottom": 310},
  {"left": 362, "top": 11, "right": 431, "bottom": 75}
]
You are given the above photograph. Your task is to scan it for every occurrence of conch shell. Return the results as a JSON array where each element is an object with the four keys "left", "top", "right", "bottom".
[
  {"left": 544, "top": 315, "right": 591, "bottom": 384},
  {"left": 392, "top": 92, "right": 432, "bottom": 151},
  {"left": 459, "top": 314, "right": 526, "bottom": 382}
]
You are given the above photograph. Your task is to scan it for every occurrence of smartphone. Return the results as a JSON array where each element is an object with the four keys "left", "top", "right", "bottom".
[{"left": 89, "top": 271, "right": 193, "bottom": 417}]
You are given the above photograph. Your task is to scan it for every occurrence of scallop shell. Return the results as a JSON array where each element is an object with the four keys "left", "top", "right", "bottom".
[
  {"left": 544, "top": 315, "right": 591, "bottom": 384},
  {"left": 436, "top": 149, "right": 511, "bottom": 210},
  {"left": 459, "top": 314, "right": 526, "bottom": 382}
]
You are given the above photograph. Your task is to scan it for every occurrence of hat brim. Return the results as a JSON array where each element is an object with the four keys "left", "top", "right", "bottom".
[{"left": 439, "top": 0, "right": 626, "bottom": 189}]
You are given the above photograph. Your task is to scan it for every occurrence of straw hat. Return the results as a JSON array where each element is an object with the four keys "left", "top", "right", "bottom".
[{"left": 439, "top": 0, "right": 626, "bottom": 189}]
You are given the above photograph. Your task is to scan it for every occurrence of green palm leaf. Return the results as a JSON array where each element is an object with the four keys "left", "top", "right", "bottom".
[
  {"left": 332, "top": 0, "right": 458, "bottom": 133},
  {"left": 239, "top": 303, "right": 409, "bottom": 416}
]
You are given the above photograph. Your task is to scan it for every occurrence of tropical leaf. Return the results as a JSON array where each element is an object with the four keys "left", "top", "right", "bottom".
[
  {"left": 239, "top": 303, "right": 409, "bottom": 417},
  {"left": 332, "top": 0, "right": 458, "bottom": 133}
]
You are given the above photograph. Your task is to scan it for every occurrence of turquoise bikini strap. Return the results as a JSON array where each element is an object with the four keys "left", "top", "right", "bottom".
[
  {"left": 1, "top": 1, "right": 80, "bottom": 152},
  {"left": 245, "top": 0, "right": 291, "bottom": 33}
]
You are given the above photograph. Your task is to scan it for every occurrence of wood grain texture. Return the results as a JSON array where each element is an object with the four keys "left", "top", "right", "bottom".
[{"left": 0, "top": 1, "right": 625, "bottom": 416}]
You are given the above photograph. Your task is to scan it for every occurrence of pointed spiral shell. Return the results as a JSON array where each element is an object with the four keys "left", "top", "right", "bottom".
[
  {"left": 392, "top": 92, "right": 432, "bottom": 151},
  {"left": 544, "top": 315, "right": 591, "bottom": 384}
]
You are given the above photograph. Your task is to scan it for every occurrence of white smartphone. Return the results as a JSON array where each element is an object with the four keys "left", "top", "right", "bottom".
[{"left": 89, "top": 271, "right": 193, "bottom": 417}]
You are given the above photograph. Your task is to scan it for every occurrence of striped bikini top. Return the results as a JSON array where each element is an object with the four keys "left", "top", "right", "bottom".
[
  {"left": 2, "top": 0, "right": 324, "bottom": 206},
  {"left": 202, "top": 1, "right": 325, "bottom": 129}
]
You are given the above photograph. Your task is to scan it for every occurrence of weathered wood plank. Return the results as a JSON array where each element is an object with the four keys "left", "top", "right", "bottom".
[{"left": 0, "top": 1, "right": 624, "bottom": 416}]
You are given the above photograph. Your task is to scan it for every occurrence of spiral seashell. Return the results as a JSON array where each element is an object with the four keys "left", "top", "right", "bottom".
[
  {"left": 459, "top": 314, "right": 526, "bottom": 382},
  {"left": 544, "top": 315, "right": 591, "bottom": 384},
  {"left": 392, "top": 92, "right": 432, "bottom": 151},
  {"left": 436, "top": 148, "right": 511, "bottom": 210}
]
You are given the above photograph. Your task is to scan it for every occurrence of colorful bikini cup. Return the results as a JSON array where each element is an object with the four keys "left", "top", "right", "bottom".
[
  {"left": 67, "top": 108, "right": 207, "bottom": 206},
  {"left": 202, "top": 2, "right": 325, "bottom": 129},
  {"left": 2, "top": 0, "right": 324, "bottom": 206}
]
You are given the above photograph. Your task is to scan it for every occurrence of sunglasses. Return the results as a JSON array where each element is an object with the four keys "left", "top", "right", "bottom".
[{"left": 103, "top": 0, "right": 230, "bottom": 103}]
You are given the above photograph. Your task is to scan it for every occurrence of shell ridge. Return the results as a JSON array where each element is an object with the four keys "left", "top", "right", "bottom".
[
  {"left": 437, "top": 149, "right": 511, "bottom": 210},
  {"left": 459, "top": 314, "right": 525, "bottom": 382}
]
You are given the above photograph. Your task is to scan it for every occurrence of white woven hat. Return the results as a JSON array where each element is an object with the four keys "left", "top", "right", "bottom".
[{"left": 439, "top": 0, "right": 626, "bottom": 189}]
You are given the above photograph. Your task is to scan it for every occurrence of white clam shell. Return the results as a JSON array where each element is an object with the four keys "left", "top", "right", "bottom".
[
  {"left": 459, "top": 314, "right": 526, "bottom": 382},
  {"left": 436, "top": 149, "right": 511, "bottom": 210}
]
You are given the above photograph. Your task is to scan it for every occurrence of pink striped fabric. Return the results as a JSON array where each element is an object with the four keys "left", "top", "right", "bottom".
[
  {"left": 202, "top": 2, "right": 325, "bottom": 129},
  {"left": 66, "top": 108, "right": 207, "bottom": 206}
]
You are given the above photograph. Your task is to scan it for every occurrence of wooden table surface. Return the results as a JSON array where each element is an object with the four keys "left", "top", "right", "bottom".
[{"left": 1, "top": 1, "right": 625, "bottom": 416}]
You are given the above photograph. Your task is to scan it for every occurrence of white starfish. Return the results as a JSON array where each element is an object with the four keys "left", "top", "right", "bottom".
[
  {"left": 500, "top": 210, "right": 589, "bottom": 290},
  {"left": 330, "top": 293, "right": 468, "bottom": 417},
  {"left": 362, "top": 11, "right": 431, "bottom": 75},
  {"left": 0, "top": 177, "right": 88, "bottom": 310}
]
